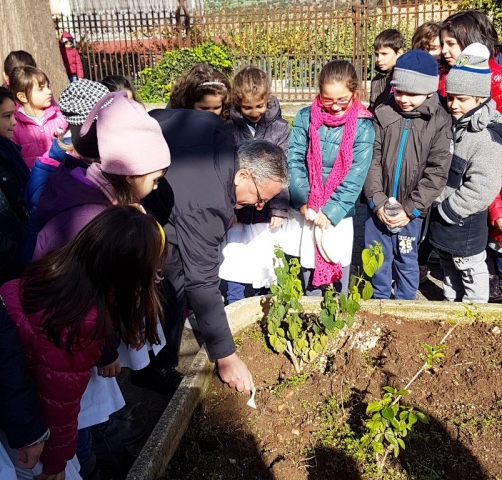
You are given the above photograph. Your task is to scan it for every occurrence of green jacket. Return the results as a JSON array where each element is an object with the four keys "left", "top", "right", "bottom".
[{"left": 287, "top": 106, "right": 375, "bottom": 226}]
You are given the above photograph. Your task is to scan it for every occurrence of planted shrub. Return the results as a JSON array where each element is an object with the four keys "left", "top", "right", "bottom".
[
  {"left": 136, "top": 41, "right": 233, "bottom": 103},
  {"left": 266, "top": 242, "right": 383, "bottom": 373}
]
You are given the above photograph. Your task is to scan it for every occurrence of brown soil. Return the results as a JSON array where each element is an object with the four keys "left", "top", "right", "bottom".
[{"left": 166, "top": 313, "right": 502, "bottom": 480}]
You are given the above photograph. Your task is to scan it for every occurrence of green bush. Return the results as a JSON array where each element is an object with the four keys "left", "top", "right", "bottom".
[{"left": 136, "top": 41, "right": 233, "bottom": 103}]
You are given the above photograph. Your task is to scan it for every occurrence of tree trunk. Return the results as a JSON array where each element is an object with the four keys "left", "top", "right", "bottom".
[{"left": 0, "top": 0, "right": 68, "bottom": 99}]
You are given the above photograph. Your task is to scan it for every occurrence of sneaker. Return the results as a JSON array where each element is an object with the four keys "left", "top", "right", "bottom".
[
  {"left": 79, "top": 452, "right": 100, "bottom": 480},
  {"left": 419, "top": 265, "right": 429, "bottom": 284},
  {"left": 489, "top": 274, "right": 502, "bottom": 303}
]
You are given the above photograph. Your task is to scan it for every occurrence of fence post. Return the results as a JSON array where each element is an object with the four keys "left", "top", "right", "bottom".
[
  {"left": 352, "top": 0, "right": 367, "bottom": 98},
  {"left": 176, "top": 0, "right": 191, "bottom": 48}
]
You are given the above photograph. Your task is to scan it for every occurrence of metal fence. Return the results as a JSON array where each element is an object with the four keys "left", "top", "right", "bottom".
[{"left": 53, "top": 0, "right": 458, "bottom": 102}]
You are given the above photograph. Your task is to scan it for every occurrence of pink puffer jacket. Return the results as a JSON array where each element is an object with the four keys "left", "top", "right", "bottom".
[
  {"left": 0, "top": 279, "right": 105, "bottom": 475},
  {"left": 12, "top": 104, "right": 68, "bottom": 170}
]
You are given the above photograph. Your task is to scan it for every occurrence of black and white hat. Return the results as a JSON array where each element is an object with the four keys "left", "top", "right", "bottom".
[
  {"left": 58, "top": 79, "right": 111, "bottom": 126},
  {"left": 58, "top": 79, "right": 112, "bottom": 159}
]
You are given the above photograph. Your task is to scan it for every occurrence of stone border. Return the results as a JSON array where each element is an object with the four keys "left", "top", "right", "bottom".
[{"left": 126, "top": 297, "right": 502, "bottom": 479}]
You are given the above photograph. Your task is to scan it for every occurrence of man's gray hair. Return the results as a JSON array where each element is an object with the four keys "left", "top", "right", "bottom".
[{"left": 236, "top": 140, "right": 289, "bottom": 188}]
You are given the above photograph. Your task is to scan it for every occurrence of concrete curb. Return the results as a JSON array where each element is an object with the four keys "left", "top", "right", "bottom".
[{"left": 126, "top": 297, "right": 502, "bottom": 479}]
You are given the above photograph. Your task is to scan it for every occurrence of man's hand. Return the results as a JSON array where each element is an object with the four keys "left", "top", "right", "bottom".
[
  {"left": 387, "top": 209, "right": 410, "bottom": 228},
  {"left": 98, "top": 358, "right": 121, "bottom": 378},
  {"left": 313, "top": 210, "right": 330, "bottom": 230},
  {"left": 270, "top": 216, "right": 285, "bottom": 229},
  {"left": 216, "top": 352, "right": 253, "bottom": 392},
  {"left": 495, "top": 218, "right": 502, "bottom": 231},
  {"left": 17, "top": 442, "right": 44, "bottom": 469},
  {"left": 35, "top": 470, "right": 65, "bottom": 480}
]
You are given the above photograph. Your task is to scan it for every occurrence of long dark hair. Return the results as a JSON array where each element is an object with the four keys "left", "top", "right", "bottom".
[
  {"left": 3, "top": 50, "right": 37, "bottom": 83},
  {"left": 441, "top": 10, "right": 499, "bottom": 59},
  {"left": 21, "top": 205, "right": 168, "bottom": 352},
  {"left": 170, "top": 63, "right": 231, "bottom": 120}
]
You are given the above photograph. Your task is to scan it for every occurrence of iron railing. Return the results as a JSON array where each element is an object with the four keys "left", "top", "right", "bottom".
[{"left": 53, "top": 0, "right": 458, "bottom": 102}]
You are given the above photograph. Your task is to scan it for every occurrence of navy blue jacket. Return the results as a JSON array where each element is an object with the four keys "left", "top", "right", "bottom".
[
  {"left": 0, "top": 303, "right": 48, "bottom": 448},
  {"left": 0, "top": 137, "right": 30, "bottom": 283}
]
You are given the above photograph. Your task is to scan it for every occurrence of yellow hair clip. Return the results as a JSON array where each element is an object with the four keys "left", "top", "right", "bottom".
[
  {"left": 129, "top": 203, "right": 165, "bottom": 254},
  {"left": 156, "top": 221, "right": 166, "bottom": 254}
]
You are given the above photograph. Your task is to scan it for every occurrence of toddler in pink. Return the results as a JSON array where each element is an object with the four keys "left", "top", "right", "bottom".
[{"left": 9, "top": 66, "right": 67, "bottom": 169}]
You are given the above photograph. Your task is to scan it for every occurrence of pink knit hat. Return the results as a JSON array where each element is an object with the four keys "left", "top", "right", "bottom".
[{"left": 80, "top": 91, "right": 171, "bottom": 175}]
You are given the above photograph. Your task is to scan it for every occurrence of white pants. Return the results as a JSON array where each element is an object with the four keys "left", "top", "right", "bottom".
[{"left": 440, "top": 250, "right": 489, "bottom": 303}]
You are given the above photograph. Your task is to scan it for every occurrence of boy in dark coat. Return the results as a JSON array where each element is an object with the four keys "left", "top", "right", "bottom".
[
  {"left": 369, "top": 29, "right": 404, "bottom": 113},
  {"left": 364, "top": 50, "right": 452, "bottom": 300}
]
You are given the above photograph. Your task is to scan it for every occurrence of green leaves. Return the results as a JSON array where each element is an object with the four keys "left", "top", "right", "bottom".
[
  {"left": 266, "top": 243, "right": 384, "bottom": 373},
  {"left": 362, "top": 280, "right": 373, "bottom": 301},
  {"left": 319, "top": 309, "right": 336, "bottom": 332},
  {"left": 423, "top": 343, "right": 446, "bottom": 370},
  {"left": 362, "top": 385, "right": 428, "bottom": 467},
  {"left": 362, "top": 241, "right": 384, "bottom": 279},
  {"left": 137, "top": 41, "right": 233, "bottom": 103}
]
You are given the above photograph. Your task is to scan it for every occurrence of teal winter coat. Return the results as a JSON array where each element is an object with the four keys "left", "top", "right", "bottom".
[{"left": 287, "top": 106, "right": 375, "bottom": 226}]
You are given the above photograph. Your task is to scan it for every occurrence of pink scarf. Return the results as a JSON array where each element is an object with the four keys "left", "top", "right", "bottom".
[{"left": 307, "top": 95, "right": 372, "bottom": 287}]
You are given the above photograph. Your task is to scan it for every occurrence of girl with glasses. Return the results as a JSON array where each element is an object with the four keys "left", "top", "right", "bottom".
[{"left": 284, "top": 60, "right": 375, "bottom": 295}]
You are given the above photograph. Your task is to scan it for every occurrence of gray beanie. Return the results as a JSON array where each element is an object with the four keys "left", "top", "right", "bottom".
[
  {"left": 391, "top": 49, "right": 438, "bottom": 95},
  {"left": 446, "top": 43, "right": 491, "bottom": 97}
]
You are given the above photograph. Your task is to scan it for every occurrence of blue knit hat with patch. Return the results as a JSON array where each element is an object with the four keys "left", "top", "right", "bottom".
[
  {"left": 446, "top": 43, "right": 491, "bottom": 97},
  {"left": 391, "top": 49, "right": 438, "bottom": 95}
]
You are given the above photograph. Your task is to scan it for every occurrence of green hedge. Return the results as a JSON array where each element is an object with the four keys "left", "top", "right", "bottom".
[{"left": 137, "top": 41, "right": 233, "bottom": 103}]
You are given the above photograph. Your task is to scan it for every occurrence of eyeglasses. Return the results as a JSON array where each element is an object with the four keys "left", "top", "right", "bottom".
[
  {"left": 235, "top": 173, "right": 266, "bottom": 208},
  {"left": 250, "top": 174, "right": 265, "bottom": 206},
  {"left": 320, "top": 93, "right": 354, "bottom": 108}
]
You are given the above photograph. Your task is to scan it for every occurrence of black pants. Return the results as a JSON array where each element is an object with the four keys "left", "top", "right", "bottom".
[{"left": 151, "top": 243, "right": 187, "bottom": 369}]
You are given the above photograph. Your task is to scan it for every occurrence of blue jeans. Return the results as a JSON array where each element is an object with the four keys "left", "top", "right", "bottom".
[
  {"left": 364, "top": 206, "right": 422, "bottom": 300},
  {"left": 226, "top": 281, "right": 246, "bottom": 304},
  {"left": 225, "top": 281, "right": 269, "bottom": 304},
  {"left": 77, "top": 427, "right": 92, "bottom": 463}
]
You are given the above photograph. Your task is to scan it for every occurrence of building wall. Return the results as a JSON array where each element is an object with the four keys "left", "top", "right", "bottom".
[
  {"left": 51, "top": 0, "right": 204, "bottom": 14},
  {"left": 0, "top": 0, "right": 68, "bottom": 98}
]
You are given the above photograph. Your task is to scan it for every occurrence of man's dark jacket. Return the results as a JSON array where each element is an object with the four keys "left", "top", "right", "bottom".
[{"left": 143, "top": 109, "right": 237, "bottom": 361}]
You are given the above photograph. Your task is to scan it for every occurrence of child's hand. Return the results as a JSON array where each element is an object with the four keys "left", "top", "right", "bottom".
[
  {"left": 17, "top": 442, "right": 45, "bottom": 469},
  {"left": 495, "top": 218, "right": 502, "bottom": 231},
  {"left": 35, "top": 470, "right": 65, "bottom": 480},
  {"left": 98, "top": 358, "right": 121, "bottom": 378},
  {"left": 299, "top": 204, "right": 309, "bottom": 220},
  {"left": 387, "top": 209, "right": 411, "bottom": 228},
  {"left": 299, "top": 204, "right": 317, "bottom": 222},
  {"left": 314, "top": 210, "right": 331, "bottom": 230},
  {"left": 270, "top": 216, "right": 284, "bottom": 229},
  {"left": 376, "top": 207, "right": 392, "bottom": 226}
]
